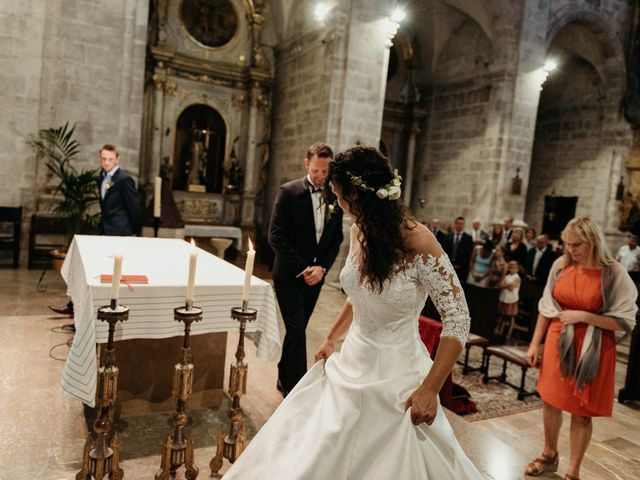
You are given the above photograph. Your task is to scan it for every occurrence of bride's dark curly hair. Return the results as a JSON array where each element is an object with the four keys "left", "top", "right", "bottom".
[{"left": 327, "top": 146, "right": 415, "bottom": 292}]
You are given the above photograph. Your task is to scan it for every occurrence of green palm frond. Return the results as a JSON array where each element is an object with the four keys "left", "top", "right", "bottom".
[{"left": 27, "top": 123, "right": 100, "bottom": 249}]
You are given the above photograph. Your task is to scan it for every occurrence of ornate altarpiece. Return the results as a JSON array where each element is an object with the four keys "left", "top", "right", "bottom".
[{"left": 140, "top": 0, "right": 273, "bottom": 233}]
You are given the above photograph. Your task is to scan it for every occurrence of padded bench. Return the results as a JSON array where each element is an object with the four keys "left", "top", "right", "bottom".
[
  {"left": 483, "top": 344, "right": 538, "bottom": 401},
  {"left": 458, "top": 333, "right": 490, "bottom": 374}
]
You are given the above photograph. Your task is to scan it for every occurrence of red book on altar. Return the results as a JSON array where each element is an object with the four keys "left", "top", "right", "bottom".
[{"left": 100, "top": 274, "right": 149, "bottom": 284}]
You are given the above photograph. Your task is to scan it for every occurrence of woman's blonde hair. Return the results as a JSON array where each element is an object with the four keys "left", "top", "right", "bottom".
[{"left": 561, "top": 217, "right": 615, "bottom": 267}]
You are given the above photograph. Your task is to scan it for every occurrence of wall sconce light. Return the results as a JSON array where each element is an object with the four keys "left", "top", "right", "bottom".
[
  {"left": 511, "top": 168, "right": 522, "bottom": 195},
  {"left": 418, "top": 198, "right": 427, "bottom": 208},
  {"left": 616, "top": 176, "right": 625, "bottom": 201},
  {"left": 314, "top": 3, "right": 330, "bottom": 22},
  {"left": 384, "top": 8, "right": 406, "bottom": 46}
]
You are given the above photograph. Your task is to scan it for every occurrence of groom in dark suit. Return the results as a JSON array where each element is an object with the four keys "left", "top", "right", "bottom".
[
  {"left": 97, "top": 144, "right": 140, "bottom": 236},
  {"left": 268, "top": 143, "right": 344, "bottom": 396}
]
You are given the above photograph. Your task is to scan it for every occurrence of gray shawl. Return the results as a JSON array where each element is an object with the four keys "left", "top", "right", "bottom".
[{"left": 538, "top": 257, "right": 637, "bottom": 390}]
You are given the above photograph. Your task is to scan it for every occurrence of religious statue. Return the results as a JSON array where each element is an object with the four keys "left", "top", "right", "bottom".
[
  {"left": 186, "top": 125, "right": 208, "bottom": 192},
  {"left": 224, "top": 145, "right": 243, "bottom": 194}
]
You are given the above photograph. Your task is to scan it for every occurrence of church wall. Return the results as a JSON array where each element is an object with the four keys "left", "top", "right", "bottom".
[
  {"left": 0, "top": 0, "right": 46, "bottom": 207},
  {"left": 524, "top": 60, "right": 606, "bottom": 233},
  {"left": 414, "top": 19, "right": 496, "bottom": 225}
]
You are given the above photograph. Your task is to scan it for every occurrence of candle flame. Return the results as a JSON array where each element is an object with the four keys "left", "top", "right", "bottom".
[
  {"left": 248, "top": 238, "right": 254, "bottom": 252},
  {"left": 190, "top": 238, "right": 195, "bottom": 246}
]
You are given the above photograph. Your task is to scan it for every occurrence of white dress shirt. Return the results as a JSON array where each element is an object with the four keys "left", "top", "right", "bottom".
[{"left": 307, "top": 175, "right": 325, "bottom": 243}]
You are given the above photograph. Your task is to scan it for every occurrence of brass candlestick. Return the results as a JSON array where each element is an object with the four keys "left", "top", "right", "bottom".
[
  {"left": 77, "top": 302, "right": 129, "bottom": 480},
  {"left": 155, "top": 305, "right": 202, "bottom": 480},
  {"left": 210, "top": 303, "right": 257, "bottom": 478}
]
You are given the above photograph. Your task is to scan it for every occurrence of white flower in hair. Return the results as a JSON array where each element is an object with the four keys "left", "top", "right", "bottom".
[
  {"left": 347, "top": 168, "right": 403, "bottom": 202},
  {"left": 388, "top": 185, "right": 401, "bottom": 200}
]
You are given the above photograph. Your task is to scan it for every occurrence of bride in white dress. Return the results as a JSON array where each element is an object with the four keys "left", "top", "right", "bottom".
[{"left": 225, "top": 146, "right": 483, "bottom": 479}]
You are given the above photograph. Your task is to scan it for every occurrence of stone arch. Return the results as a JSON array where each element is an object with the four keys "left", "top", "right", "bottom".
[{"left": 525, "top": 14, "right": 625, "bottom": 236}]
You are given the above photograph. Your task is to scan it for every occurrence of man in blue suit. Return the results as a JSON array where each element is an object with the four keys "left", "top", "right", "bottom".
[
  {"left": 97, "top": 144, "right": 140, "bottom": 236},
  {"left": 49, "top": 144, "right": 140, "bottom": 316}
]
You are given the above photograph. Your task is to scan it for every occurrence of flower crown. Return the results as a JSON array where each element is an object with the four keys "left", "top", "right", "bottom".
[{"left": 346, "top": 169, "right": 402, "bottom": 200}]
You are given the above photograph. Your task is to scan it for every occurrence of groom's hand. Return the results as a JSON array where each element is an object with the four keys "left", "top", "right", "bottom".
[{"left": 303, "top": 266, "right": 325, "bottom": 286}]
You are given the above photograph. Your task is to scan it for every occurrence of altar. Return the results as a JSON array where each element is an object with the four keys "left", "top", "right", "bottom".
[{"left": 60, "top": 235, "right": 280, "bottom": 411}]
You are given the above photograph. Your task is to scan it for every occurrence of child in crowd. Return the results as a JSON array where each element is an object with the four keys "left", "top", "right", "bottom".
[{"left": 497, "top": 260, "right": 521, "bottom": 336}]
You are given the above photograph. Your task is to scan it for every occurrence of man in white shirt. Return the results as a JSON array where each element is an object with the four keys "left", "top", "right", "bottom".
[
  {"left": 616, "top": 234, "right": 640, "bottom": 282},
  {"left": 469, "top": 218, "right": 488, "bottom": 245}
]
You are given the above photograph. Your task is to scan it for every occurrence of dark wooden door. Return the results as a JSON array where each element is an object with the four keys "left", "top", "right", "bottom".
[{"left": 542, "top": 196, "right": 577, "bottom": 240}]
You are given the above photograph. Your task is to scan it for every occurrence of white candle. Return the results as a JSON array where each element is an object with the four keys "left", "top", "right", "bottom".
[
  {"left": 186, "top": 239, "right": 197, "bottom": 306},
  {"left": 153, "top": 176, "right": 162, "bottom": 218},
  {"left": 111, "top": 255, "right": 123, "bottom": 302},
  {"left": 242, "top": 238, "right": 256, "bottom": 303}
]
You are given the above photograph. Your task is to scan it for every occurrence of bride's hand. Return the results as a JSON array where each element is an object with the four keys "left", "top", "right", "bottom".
[
  {"left": 314, "top": 338, "right": 335, "bottom": 362},
  {"left": 405, "top": 383, "right": 438, "bottom": 425}
]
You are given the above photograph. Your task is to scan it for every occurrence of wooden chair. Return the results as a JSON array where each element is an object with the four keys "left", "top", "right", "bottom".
[
  {"left": 0, "top": 206, "right": 22, "bottom": 268},
  {"left": 28, "top": 215, "right": 67, "bottom": 269},
  {"left": 459, "top": 333, "right": 490, "bottom": 374}
]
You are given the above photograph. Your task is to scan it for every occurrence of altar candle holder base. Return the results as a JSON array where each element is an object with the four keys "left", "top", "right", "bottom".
[
  {"left": 77, "top": 304, "right": 129, "bottom": 480},
  {"left": 210, "top": 305, "right": 257, "bottom": 478},
  {"left": 155, "top": 306, "right": 202, "bottom": 480}
]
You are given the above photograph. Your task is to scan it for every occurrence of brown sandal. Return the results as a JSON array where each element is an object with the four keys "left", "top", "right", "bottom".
[
  {"left": 524, "top": 452, "right": 559, "bottom": 476},
  {"left": 565, "top": 474, "right": 580, "bottom": 480}
]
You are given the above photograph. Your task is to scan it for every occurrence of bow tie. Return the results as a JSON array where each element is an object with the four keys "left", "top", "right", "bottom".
[{"left": 307, "top": 180, "right": 323, "bottom": 193}]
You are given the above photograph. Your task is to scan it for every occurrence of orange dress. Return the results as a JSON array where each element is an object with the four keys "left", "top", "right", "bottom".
[{"left": 537, "top": 266, "right": 616, "bottom": 417}]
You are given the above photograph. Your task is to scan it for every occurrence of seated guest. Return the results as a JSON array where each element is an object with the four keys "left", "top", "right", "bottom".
[
  {"left": 505, "top": 228, "right": 528, "bottom": 268},
  {"left": 526, "top": 234, "right": 556, "bottom": 285},
  {"left": 490, "top": 223, "right": 505, "bottom": 248},
  {"left": 442, "top": 216, "right": 474, "bottom": 282},
  {"left": 467, "top": 240, "right": 494, "bottom": 287},
  {"left": 469, "top": 218, "right": 489, "bottom": 245},
  {"left": 524, "top": 227, "right": 537, "bottom": 251},
  {"left": 616, "top": 233, "right": 640, "bottom": 282}
]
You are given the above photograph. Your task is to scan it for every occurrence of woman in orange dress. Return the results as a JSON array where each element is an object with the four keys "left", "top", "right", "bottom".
[{"left": 525, "top": 218, "right": 637, "bottom": 480}]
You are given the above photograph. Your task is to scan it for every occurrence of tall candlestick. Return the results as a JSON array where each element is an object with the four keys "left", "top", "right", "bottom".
[
  {"left": 110, "top": 255, "right": 123, "bottom": 303},
  {"left": 242, "top": 238, "right": 256, "bottom": 304},
  {"left": 153, "top": 176, "right": 162, "bottom": 218},
  {"left": 186, "top": 239, "right": 197, "bottom": 308}
]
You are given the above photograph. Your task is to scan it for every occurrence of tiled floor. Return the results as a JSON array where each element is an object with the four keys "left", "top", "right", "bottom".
[{"left": 0, "top": 265, "right": 638, "bottom": 479}]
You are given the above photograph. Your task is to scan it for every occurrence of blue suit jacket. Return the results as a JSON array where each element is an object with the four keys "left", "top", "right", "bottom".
[{"left": 97, "top": 168, "right": 141, "bottom": 236}]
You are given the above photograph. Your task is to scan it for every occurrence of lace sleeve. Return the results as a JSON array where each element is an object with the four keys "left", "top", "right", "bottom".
[{"left": 416, "top": 253, "right": 470, "bottom": 347}]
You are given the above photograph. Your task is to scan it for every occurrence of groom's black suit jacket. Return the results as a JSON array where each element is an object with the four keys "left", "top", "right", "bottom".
[
  {"left": 97, "top": 168, "right": 141, "bottom": 236},
  {"left": 269, "top": 177, "right": 344, "bottom": 284}
]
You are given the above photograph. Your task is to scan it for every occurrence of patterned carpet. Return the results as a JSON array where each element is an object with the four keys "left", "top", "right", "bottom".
[{"left": 451, "top": 346, "right": 542, "bottom": 422}]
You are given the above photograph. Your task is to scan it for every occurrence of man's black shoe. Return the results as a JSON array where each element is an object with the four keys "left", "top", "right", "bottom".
[
  {"left": 276, "top": 379, "right": 288, "bottom": 398},
  {"left": 49, "top": 304, "right": 73, "bottom": 316}
]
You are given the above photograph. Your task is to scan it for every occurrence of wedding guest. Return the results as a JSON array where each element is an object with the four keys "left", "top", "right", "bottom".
[
  {"left": 616, "top": 233, "right": 640, "bottom": 282},
  {"left": 467, "top": 239, "right": 494, "bottom": 287},
  {"left": 524, "top": 227, "right": 537, "bottom": 250},
  {"left": 503, "top": 217, "right": 514, "bottom": 244},
  {"left": 525, "top": 234, "right": 556, "bottom": 286},
  {"left": 525, "top": 218, "right": 637, "bottom": 479},
  {"left": 469, "top": 218, "right": 489, "bottom": 245},
  {"left": 505, "top": 228, "right": 528, "bottom": 268},
  {"left": 442, "top": 216, "right": 474, "bottom": 282},
  {"left": 488, "top": 245, "right": 508, "bottom": 288},
  {"left": 430, "top": 218, "right": 445, "bottom": 243},
  {"left": 497, "top": 260, "right": 521, "bottom": 335},
  {"left": 490, "top": 223, "right": 505, "bottom": 247}
]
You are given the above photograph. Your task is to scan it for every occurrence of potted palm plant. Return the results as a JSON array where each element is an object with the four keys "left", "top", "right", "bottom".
[{"left": 28, "top": 123, "right": 100, "bottom": 269}]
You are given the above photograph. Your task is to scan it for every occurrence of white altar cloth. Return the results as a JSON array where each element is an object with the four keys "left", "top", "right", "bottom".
[{"left": 60, "top": 235, "right": 280, "bottom": 407}]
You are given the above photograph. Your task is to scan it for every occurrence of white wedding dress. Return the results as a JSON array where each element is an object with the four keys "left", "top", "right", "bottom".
[{"left": 224, "top": 248, "right": 483, "bottom": 479}]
